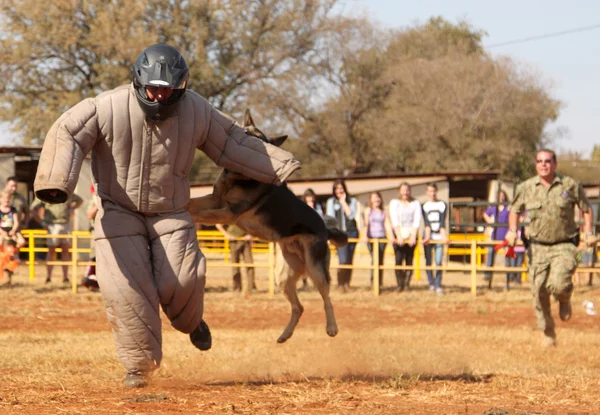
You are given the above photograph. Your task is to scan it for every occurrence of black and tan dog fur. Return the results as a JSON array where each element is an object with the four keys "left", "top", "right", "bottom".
[{"left": 187, "top": 110, "right": 347, "bottom": 343}]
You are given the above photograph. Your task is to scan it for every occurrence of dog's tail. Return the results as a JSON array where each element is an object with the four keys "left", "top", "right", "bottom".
[{"left": 323, "top": 215, "right": 348, "bottom": 247}]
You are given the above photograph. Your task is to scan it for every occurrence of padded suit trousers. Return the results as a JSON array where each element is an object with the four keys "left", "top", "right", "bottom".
[{"left": 94, "top": 200, "right": 206, "bottom": 374}]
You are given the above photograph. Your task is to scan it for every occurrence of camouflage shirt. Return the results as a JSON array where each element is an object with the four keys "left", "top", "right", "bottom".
[
  {"left": 31, "top": 193, "right": 83, "bottom": 225},
  {"left": 226, "top": 224, "right": 247, "bottom": 238},
  {"left": 509, "top": 174, "right": 591, "bottom": 244},
  {"left": 11, "top": 192, "right": 29, "bottom": 217}
]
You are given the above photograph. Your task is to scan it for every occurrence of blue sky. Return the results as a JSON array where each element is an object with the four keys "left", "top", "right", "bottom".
[
  {"left": 3, "top": 1, "right": 598, "bottom": 157},
  {"left": 337, "top": 0, "right": 600, "bottom": 156}
]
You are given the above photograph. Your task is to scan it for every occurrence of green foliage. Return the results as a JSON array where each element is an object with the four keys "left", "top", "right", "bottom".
[
  {"left": 296, "top": 17, "right": 560, "bottom": 176},
  {"left": 591, "top": 145, "right": 600, "bottom": 162},
  {"left": 0, "top": 6, "right": 561, "bottom": 180},
  {"left": 502, "top": 153, "right": 537, "bottom": 181},
  {"left": 189, "top": 152, "right": 221, "bottom": 183},
  {"left": 0, "top": 0, "right": 343, "bottom": 144},
  {"left": 556, "top": 154, "right": 600, "bottom": 184}
]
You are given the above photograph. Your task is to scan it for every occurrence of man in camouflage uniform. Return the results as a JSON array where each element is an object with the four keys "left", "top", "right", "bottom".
[
  {"left": 31, "top": 194, "right": 83, "bottom": 284},
  {"left": 216, "top": 223, "right": 256, "bottom": 292},
  {"left": 4, "top": 176, "right": 29, "bottom": 225},
  {"left": 506, "top": 149, "right": 594, "bottom": 347}
]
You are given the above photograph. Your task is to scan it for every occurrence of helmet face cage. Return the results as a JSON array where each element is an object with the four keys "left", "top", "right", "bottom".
[{"left": 132, "top": 44, "right": 190, "bottom": 120}]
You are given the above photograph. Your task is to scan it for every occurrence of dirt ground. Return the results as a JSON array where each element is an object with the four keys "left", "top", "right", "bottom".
[{"left": 1, "top": 266, "right": 600, "bottom": 414}]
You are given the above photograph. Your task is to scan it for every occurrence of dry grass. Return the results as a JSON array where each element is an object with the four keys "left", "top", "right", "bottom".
[{"left": 1, "top": 264, "right": 600, "bottom": 414}]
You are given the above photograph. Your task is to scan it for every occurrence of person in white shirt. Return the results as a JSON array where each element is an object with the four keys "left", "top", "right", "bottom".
[
  {"left": 388, "top": 182, "right": 422, "bottom": 291},
  {"left": 421, "top": 183, "right": 449, "bottom": 295}
]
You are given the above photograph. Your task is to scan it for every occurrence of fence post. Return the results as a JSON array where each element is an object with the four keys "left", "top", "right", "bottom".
[
  {"left": 470, "top": 239, "right": 477, "bottom": 297},
  {"left": 71, "top": 233, "right": 78, "bottom": 294},
  {"left": 414, "top": 240, "right": 421, "bottom": 281},
  {"left": 373, "top": 239, "right": 380, "bottom": 296},
  {"left": 224, "top": 238, "right": 230, "bottom": 263},
  {"left": 27, "top": 231, "right": 36, "bottom": 280},
  {"left": 268, "top": 242, "right": 275, "bottom": 296},
  {"left": 522, "top": 252, "right": 528, "bottom": 282}
]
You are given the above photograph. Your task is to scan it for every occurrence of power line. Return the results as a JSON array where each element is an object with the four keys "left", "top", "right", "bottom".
[{"left": 486, "top": 23, "right": 600, "bottom": 48}]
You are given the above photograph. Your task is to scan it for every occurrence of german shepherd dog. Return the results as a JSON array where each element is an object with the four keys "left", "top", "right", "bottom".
[{"left": 187, "top": 110, "right": 347, "bottom": 343}]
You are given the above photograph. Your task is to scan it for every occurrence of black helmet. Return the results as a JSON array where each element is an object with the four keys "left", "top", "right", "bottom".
[{"left": 132, "top": 44, "right": 189, "bottom": 120}]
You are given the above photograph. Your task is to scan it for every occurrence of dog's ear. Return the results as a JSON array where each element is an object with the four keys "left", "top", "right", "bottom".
[
  {"left": 269, "top": 135, "right": 288, "bottom": 147},
  {"left": 243, "top": 109, "right": 255, "bottom": 128}
]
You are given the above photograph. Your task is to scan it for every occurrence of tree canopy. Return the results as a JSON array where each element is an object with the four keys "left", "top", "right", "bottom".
[
  {"left": 0, "top": 3, "right": 562, "bottom": 181},
  {"left": 0, "top": 0, "right": 342, "bottom": 145},
  {"left": 289, "top": 17, "right": 560, "bottom": 179}
]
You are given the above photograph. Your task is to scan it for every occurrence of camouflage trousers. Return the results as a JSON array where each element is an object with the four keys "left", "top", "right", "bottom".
[
  {"left": 230, "top": 240, "right": 255, "bottom": 291},
  {"left": 528, "top": 242, "right": 578, "bottom": 333}
]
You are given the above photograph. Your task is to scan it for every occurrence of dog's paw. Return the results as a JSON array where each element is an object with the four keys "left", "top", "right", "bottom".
[{"left": 326, "top": 324, "right": 338, "bottom": 338}]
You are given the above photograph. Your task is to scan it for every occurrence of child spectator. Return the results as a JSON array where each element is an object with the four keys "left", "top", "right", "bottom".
[
  {"left": 0, "top": 190, "right": 25, "bottom": 284},
  {"left": 0, "top": 190, "right": 26, "bottom": 249}
]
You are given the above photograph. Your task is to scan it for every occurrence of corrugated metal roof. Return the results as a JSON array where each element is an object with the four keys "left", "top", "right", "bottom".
[{"left": 190, "top": 173, "right": 476, "bottom": 198}]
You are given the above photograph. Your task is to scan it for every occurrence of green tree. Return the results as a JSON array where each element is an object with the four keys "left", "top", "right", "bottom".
[
  {"left": 295, "top": 17, "right": 560, "bottom": 178},
  {"left": 0, "top": 0, "right": 347, "bottom": 155},
  {"left": 591, "top": 144, "right": 600, "bottom": 162},
  {"left": 557, "top": 151, "right": 600, "bottom": 184}
]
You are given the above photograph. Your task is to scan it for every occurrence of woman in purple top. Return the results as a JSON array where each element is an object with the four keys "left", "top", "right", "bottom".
[
  {"left": 361, "top": 192, "right": 392, "bottom": 288},
  {"left": 483, "top": 190, "right": 510, "bottom": 281}
]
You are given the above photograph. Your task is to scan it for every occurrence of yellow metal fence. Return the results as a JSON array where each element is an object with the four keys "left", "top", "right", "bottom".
[{"left": 17, "top": 230, "right": 598, "bottom": 296}]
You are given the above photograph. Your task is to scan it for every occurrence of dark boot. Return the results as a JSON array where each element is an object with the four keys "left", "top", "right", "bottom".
[
  {"left": 190, "top": 320, "right": 212, "bottom": 351},
  {"left": 405, "top": 271, "right": 412, "bottom": 290},
  {"left": 395, "top": 270, "right": 405, "bottom": 291},
  {"left": 232, "top": 273, "right": 242, "bottom": 291},
  {"left": 122, "top": 372, "right": 148, "bottom": 388},
  {"left": 343, "top": 269, "right": 352, "bottom": 288},
  {"left": 81, "top": 275, "right": 100, "bottom": 291},
  {"left": 559, "top": 298, "right": 572, "bottom": 322},
  {"left": 337, "top": 269, "right": 345, "bottom": 288}
]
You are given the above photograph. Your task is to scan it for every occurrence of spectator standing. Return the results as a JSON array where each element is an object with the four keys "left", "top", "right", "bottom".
[
  {"left": 506, "top": 223, "right": 526, "bottom": 286},
  {"left": 389, "top": 182, "right": 422, "bottom": 292},
  {"left": 506, "top": 149, "right": 594, "bottom": 347},
  {"left": 216, "top": 224, "right": 256, "bottom": 292},
  {"left": 33, "top": 43, "right": 299, "bottom": 387},
  {"left": 0, "top": 190, "right": 26, "bottom": 285},
  {"left": 0, "top": 191, "right": 26, "bottom": 248},
  {"left": 31, "top": 193, "right": 83, "bottom": 284},
  {"left": 575, "top": 243, "right": 595, "bottom": 286},
  {"left": 4, "top": 176, "right": 29, "bottom": 226},
  {"left": 326, "top": 179, "right": 358, "bottom": 292},
  {"left": 26, "top": 202, "right": 47, "bottom": 261},
  {"left": 302, "top": 188, "right": 324, "bottom": 217},
  {"left": 421, "top": 183, "right": 448, "bottom": 295},
  {"left": 361, "top": 191, "right": 391, "bottom": 288},
  {"left": 483, "top": 190, "right": 510, "bottom": 281}
]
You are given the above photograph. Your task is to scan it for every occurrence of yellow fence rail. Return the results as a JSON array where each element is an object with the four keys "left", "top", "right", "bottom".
[{"left": 17, "top": 230, "right": 598, "bottom": 297}]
